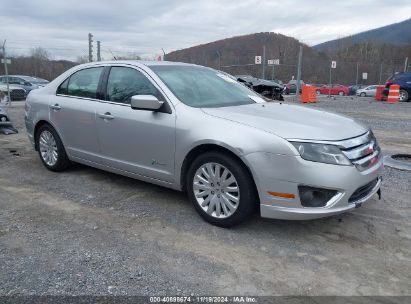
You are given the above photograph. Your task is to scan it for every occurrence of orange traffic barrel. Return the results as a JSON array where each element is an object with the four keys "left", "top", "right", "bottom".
[
  {"left": 387, "top": 84, "right": 400, "bottom": 102},
  {"left": 375, "top": 85, "right": 385, "bottom": 101},
  {"left": 308, "top": 86, "right": 316, "bottom": 103},
  {"left": 300, "top": 85, "right": 317, "bottom": 103}
]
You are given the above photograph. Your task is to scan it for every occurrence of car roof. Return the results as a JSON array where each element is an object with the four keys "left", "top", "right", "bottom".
[{"left": 82, "top": 60, "right": 197, "bottom": 68}]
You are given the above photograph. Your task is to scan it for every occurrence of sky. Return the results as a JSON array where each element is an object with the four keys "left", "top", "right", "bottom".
[{"left": 2, "top": 0, "right": 411, "bottom": 61}]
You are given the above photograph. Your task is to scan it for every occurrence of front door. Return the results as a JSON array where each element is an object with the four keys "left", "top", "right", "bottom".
[{"left": 96, "top": 66, "right": 176, "bottom": 182}]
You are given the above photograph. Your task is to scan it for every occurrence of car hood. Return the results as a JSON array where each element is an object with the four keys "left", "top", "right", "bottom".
[{"left": 202, "top": 102, "right": 367, "bottom": 141}]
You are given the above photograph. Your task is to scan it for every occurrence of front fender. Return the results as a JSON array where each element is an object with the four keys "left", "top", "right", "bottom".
[{"left": 173, "top": 105, "right": 296, "bottom": 189}]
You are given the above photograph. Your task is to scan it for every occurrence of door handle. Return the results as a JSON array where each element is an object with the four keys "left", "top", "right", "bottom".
[
  {"left": 50, "top": 104, "right": 61, "bottom": 110},
  {"left": 98, "top": 112, "right": 115, "bottom": 120}
]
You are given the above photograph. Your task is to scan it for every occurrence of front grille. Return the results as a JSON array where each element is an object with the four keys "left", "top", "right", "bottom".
[
  {"left": 10, "top": 89, "right": 26, "bottom": 100},
  {"left": 338, "top": 131, "right": 381, "bottom": 171},
  {"left": 349, "top": 178, "right": 379, "bottom": 203}
]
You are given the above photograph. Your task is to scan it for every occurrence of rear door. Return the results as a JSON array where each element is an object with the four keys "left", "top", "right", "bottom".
[
  {"left": 50, "top": 66, "right": 104, "bottom": 161},
  {"left": 95, "top": 65, "right": 176, "bottom": 182}
]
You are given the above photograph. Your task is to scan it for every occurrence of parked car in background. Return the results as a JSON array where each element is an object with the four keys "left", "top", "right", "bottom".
[
  {"left": 284, "top": 80, "right": 305, "bottom": 94},
  {"left": 236, "top": 75, "right": 284, "bottom": 100},
  {"left": 17, "top": 75, "right": 49, "bottom": 87},
  {"left": 0, "top": 82, "right": 26, "bottom": 100},
  {"left": 348, "top": 84, "right": 367, "bottom": 96},
  {"left": 315, "top": 84, "right": 349, "bottom": 96},
  {"left": 25, "top": 61, "right": 382, "bottom": 227},
  {"left": 356, "top": 85, "right": 377, "bottom": 97},
  {"left": 383, "top": 72, "right": 411, "bottom": 102},
  {"left": 0, "top": 75, "right": 48, "bottom": 96}
]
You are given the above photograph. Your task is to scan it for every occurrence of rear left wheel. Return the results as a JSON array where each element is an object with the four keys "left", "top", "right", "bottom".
[
  {"left": 360, "top": 92, "right": 366, "bottom": 97},
  {"left": 187, "top": 152, "right": 257, "bottom": 227},
  {"left": 338, "top": 91, "right": 345, "bottom": 96}
]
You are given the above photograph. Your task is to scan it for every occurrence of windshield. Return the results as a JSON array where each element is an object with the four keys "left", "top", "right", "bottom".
[{"left": 151, "top": 65, "right": 260, "bottom": 108}]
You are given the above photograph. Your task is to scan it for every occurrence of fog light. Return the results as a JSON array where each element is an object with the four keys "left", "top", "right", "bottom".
[{"left": 298, "top": 186, "right": 337, "bottom": 207}]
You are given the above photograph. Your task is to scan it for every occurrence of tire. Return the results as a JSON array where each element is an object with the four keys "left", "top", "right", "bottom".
[
  {"left": 338, "top": 91, "right": 345, "bottom": 96},
  {"left": 316, "top": 90, "right": 321, "bottom": 95},
  {"left": 360, "top": 92, "right": 366, "bottom": 97},
  {"left": 36, "top": 124, "right": 71, "bottom": 172},
  {"left": 186, "top": 152, "right": 257, "bottom": 227},
  {"left": 399, "top": 89, "right": 409, "bottom": 102}
]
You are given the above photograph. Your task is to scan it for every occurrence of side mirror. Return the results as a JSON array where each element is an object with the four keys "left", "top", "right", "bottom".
[{"left": 130, "top": 95, "right": 164, "bottom": 111}]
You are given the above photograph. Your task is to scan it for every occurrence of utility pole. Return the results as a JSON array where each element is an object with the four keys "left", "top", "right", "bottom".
[
  {"left": 271, "top": 63, "right": 275, "bottom": 81},
  {"left": 379, "top": 63, "right": 383, "bottom": 84},
  {"left": 2, "top": 40, "right": 11, "bottom": 108},
  {"left": 295, "top": 45, "right": 303, "bottom": 99},
  {"left": 262, "top": 45, "right": 266, "bottom": 79},
  {"left": 328, "top": 63, "right": 332, "bottom": 97},
  {"left": 97, "top": 41, "right": 101, "bottom": 61},
  {"left": 405, "top": 57, "right": 409, "bottom": 72},
  {"left": 355, "top": 62, "right": 359, "bottom": 86},
  {"left": 88, "top": 33, "right": 93, "bottom": 62},
  {"left": 216, "top": 50, "right": 221, "bottom": 70}
]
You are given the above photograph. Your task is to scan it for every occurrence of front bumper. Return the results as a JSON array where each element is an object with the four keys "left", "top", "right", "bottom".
[{"left": 243, "top": 152, "right": 383, "bottom": 220}]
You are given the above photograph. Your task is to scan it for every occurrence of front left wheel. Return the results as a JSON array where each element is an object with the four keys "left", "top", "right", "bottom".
[
  {"left": 187, "top": 152, "right": 257, "bottom": 227},
  {"left": 36, "top": 124, "right": 71, "bottom": 172}
]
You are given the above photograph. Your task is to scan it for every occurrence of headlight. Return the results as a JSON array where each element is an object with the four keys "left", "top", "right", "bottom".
[{"left": 291, "top": 142, "right": 351, "bottom": 166}]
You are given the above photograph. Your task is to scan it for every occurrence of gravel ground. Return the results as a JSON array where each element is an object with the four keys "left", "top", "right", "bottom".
[{"left": 0, "top": 97, "right": 410, "bottom": 296}]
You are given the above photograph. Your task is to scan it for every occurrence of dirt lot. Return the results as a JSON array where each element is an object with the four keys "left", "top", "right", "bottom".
[{"left": 0, "top": 97, "right": 410, "bottom": 296}]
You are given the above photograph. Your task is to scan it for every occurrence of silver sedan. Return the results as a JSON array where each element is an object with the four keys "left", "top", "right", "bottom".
[
  {"left": 356, "top": 85, "right": 378, "bottom": 97},
  {"left": 25, "top": 61, "right": 383, "bottom": 227}
]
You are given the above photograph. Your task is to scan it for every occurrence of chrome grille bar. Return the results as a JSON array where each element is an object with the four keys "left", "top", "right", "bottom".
[
  {"left": 341, "top": 140, "right": 377, "bottom": 160},
  {"left": 337, "top": 131, "right": 381, "bottom": 171}
]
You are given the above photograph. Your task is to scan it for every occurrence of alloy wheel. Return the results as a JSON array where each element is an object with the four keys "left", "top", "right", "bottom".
[
  {"left": 399, "top": 90, "right": 408, "bottom": 102},
  {"left": 39, "top": 130, "right": 59, "bottom": 166},
  {"left": 193, "top": 162, "right": 240, "bottom": 219}
]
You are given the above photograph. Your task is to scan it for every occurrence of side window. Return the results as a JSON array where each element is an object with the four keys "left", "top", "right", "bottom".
[
  {"left": 106, "top": 67, "right": 162, "bottom": 104},
  {"left": 56, "top": 77, "right": 69, "bottom": 95},
  {"left": 67, "top": 67, "right": 103, "bottom": 99},
  {"left": 9, "top": 77, "right": 19, "bottom": 84}
]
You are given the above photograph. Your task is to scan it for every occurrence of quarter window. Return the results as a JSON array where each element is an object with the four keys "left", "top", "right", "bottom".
[
  {"left": 56, "top": 78, "right": 69, "bottom": 95},
  {"left": 106, "top": 67, "right": 162, "bottom": 104},
  {"left": 66, "top": 67, "right": 103, "bottom": 99}
]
